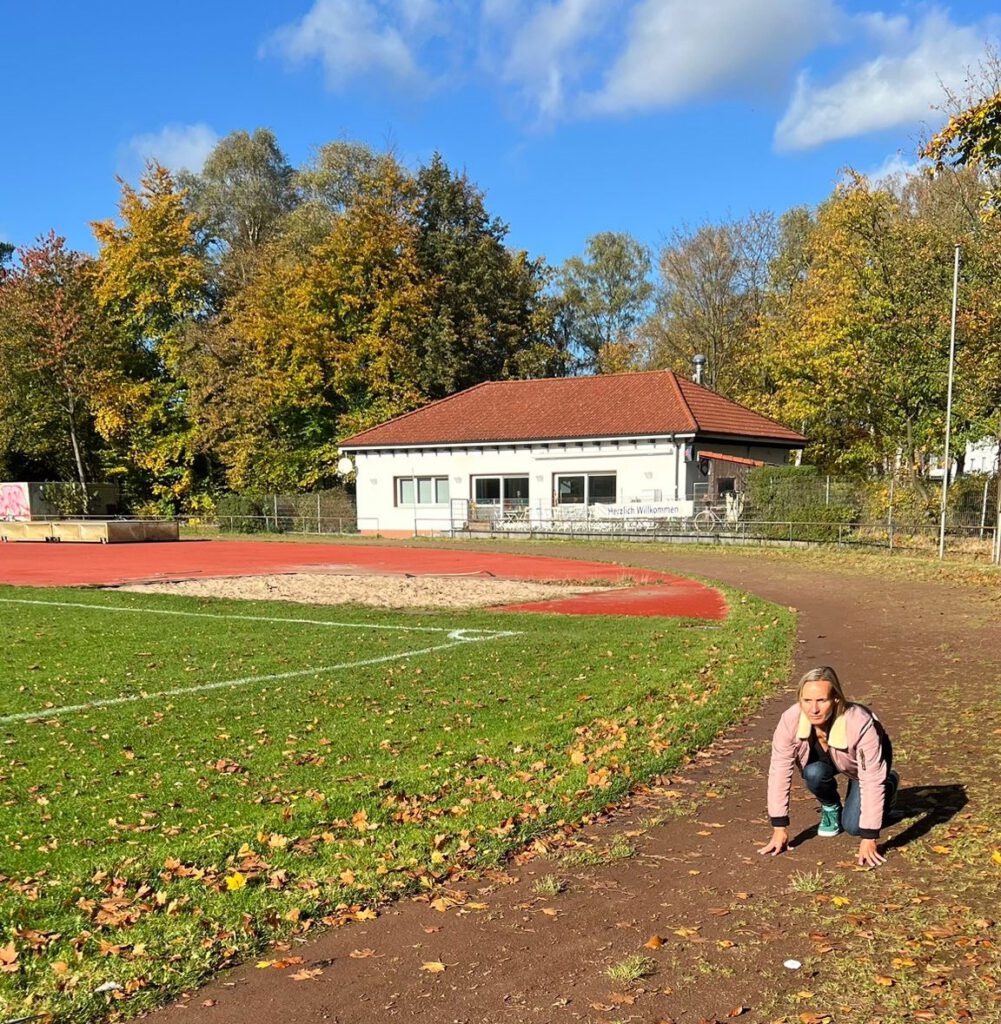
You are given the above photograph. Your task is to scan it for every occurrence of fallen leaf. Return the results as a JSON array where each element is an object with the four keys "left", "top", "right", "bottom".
[
  {"left": 349, "top": 948, "right": 376, "bottom": 959},
  {"left": 727, "top": 1007, "right": 748, "bottom": 1018},
  {"left": 644, "top": 935, "right": 665, "bottom": 949},
  {"left": 289, "top": 968, "right": 323, "bottom": 982},
  {"left": 609, "top": 992, "right": 635, "bottom": 1005},
  {"left": 202, "top": 998, "right": 217, "bottom": 1007},
  {"left": 830, "top": 896, "right": 850, "bottom": 907},
  {"left": 225, "top": 872, "right": 247, "bottom": 892},
  {"left": 0, "top": 943, "right": 19, "bottom": 973},
  {"left": 875, "top": 975, "right": 895, "bottom": 986},
  {"left": 421, "top": 961, "right": 447, "bottom": 973}
]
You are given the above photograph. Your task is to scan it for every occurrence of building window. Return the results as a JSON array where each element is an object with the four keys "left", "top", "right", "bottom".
[
  {"left": 397, "top": 476, "right": 449, "bottom": 505},
  {"left": 555, "top": 473, "right": 617, "bottom": 506},
  {"left": 472, "top": 476, "right": 530, "bottom": 512},
  {"left": 557, "top": 475, "right": 585, "bottom": 504}
]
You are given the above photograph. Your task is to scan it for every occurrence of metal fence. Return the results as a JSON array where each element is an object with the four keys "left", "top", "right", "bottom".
[{"left": 411, "top": 506, "right": 1001, "bottom": 564}]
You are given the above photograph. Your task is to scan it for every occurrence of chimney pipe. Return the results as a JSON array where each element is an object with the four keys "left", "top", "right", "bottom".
[{"left": 692, "top": 354, "right": 706, "bottom": 386}]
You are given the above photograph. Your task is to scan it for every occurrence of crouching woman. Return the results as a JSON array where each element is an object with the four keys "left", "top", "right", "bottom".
[{"left": 759, "top": 666, "right": 898, "bottom": 867}]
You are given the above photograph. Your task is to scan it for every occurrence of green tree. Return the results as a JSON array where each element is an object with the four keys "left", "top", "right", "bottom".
[
  {"left": 180, "top": 128, "right": 298, "bottom": 291},
  {"left": 412, "top": 153, "right": 551, "bottom": 395},
  {"left": 556, "top": 232, "right": 653, "bottom": 372}
]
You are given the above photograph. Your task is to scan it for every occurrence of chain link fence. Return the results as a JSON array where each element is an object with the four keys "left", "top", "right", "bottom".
[{"left": 198, "top": 489, "right": 358, "bottom": 536}]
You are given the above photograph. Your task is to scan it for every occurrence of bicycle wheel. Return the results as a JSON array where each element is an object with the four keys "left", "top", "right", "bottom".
[{"left": 693, "top": 510, "right": 717, "bottom": 533}]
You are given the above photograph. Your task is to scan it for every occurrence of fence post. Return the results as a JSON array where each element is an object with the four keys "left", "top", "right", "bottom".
[
  {"left": 317, "top": 493, "right": 322, "bottom": 534},
  {"left": 994, "top": 509, "right": 1001, "bottom": 565},
  {"left": 887, "top": 475, "right": 894, "bottom": 553},
  {"left": 980, "top": 477, "right": 989, "bottom": 540}
]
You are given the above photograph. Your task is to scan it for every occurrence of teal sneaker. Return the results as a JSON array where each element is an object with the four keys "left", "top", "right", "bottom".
[{"left": 818, "top": 803, "right": 841, "bottom": 837}]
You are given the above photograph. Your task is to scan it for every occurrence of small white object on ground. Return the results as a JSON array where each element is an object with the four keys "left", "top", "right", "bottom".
[
  {"left": 94, "top": 981, "right": 123, "bottom": 993},
  {"left": 783, "top": 959, "right": 802, "bottom": 970}
]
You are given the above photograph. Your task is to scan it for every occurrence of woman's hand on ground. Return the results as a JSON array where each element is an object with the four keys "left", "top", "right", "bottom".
[
  {"left": 857, "top": 838, "right": 886, "bottom": 867},
  {"left": 758, "top": 827, "right": 789, "bottom": 856}
]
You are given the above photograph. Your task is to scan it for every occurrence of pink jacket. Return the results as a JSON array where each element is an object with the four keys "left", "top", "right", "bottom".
[{"left": 767, "top": 702, "right": 891, "bottom": 835}]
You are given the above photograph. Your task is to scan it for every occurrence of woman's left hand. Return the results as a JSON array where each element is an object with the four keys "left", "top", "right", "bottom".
[{"left": 857, "top": 838, "right": 886, "bottom": 867}]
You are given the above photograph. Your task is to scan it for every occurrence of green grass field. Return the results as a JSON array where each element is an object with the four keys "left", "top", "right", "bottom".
[{"left": 0, "top": 584, "right": 793, "bottom": 1021}]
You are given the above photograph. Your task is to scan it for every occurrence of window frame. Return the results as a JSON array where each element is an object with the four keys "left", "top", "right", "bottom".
[
  {"left": 554, "top": 472, "right": 618, "bottom": 507},
  {"left": 395, "top": 475, "right": 450, "bottom": 507}
]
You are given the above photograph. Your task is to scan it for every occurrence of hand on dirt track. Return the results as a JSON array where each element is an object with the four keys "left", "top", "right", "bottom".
[{"left": 857, "top": 838, "right": 886, "bottom": 867}]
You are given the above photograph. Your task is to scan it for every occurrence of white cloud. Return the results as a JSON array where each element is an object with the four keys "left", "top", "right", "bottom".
[
  {"left": 266, "top": 0, "right": 445, "bottom": 89},
  {"left": 586, "top": 0, "right": 838, "bottom": 115},
  {"left": 775, "top": 9, "right": 996, "bottom": 150},
  {"left": 499, "top": 0, "right": 611, "bottom": 119},
  {"left": 126, "top": 123, "right": 219, "bottom": 173},
  {"left": 863, "top": 151, "right": 923, "bottom": 186}
]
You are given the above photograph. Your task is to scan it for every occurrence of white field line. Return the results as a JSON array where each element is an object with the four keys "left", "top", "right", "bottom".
[
  {"left": 0, "top": 635, "right": 504, "bottom": 726},
  {"left": 0, "top": 596, "right": 518, "bottom": 637}
]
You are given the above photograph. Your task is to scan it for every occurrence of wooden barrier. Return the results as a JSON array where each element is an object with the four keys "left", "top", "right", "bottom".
[{"left": 1, "top": 520, "right": 179, "bottom": 543}]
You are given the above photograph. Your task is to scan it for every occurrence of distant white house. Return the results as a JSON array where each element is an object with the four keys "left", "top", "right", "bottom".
[
  {"left": 338, "top": 370, "right": 806, "bottom": 537},
  {"left": 928, "top": 437, "right": 1000, "bottom": 481},
  {"left": 965, "top": 437, "right": 1000, "bottom": 475}
]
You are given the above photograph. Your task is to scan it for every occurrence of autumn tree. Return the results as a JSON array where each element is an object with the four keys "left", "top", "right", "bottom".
[
  {"left": 0, "top": 234, "right": 127, "bottom": 497},
  {"left": 556, "top": 232, "right": 653, "bottom": 373},
  {"left": 644, "top": 213, "right": 777, "bottom": 398},
  {"left": 92, "top": 164, "right": 209, "bottom": 509},
  {"left": 192, "top": 160, "right": 433, "bottom": 491},
  {"left": 922, "top": 60, "right": 1001, "bottom": 496},
  {"left": 756, "top": 175, "right": 988, "bottom": 476}
]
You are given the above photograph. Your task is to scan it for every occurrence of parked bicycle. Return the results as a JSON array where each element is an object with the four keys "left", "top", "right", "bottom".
[{"left": 693, "top": 493, "right": 743, "bottom": 533}]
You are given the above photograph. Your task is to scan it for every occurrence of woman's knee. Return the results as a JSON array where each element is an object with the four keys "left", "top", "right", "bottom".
[
  {"left": 842, "top": 818, "right": 862, "bottom": 837},
  {"left": 803, "top": 761, "right": 831, "bottom": 789}
]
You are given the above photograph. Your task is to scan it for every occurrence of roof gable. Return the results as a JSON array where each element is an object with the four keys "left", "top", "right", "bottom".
[{"left": 340, "top": 370, "right": 805, "bottom": 448}]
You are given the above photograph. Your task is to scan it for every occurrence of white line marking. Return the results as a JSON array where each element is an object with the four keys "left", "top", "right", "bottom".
[
  {"left": 0, "top": 597, "right": 518, "bottom": 637},
  {"left": 0, "top": 635, "right": 503, "bottom": 726}
]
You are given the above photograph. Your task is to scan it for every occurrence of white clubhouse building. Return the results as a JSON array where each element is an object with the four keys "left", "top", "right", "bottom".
[{"left": 338, "top": 370, "right": 806, "bottom": 537}]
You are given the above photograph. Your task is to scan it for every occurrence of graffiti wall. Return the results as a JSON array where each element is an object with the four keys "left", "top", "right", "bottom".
[{"left": 0, "top": 483, "right": 31, "bottom": 520}]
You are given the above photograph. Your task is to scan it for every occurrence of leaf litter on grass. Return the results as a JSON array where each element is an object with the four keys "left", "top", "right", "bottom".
[{"left": 0, "top": 583, "right": 794, "bottom": 1023}]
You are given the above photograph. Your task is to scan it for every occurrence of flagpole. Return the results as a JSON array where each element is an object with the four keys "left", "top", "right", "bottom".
[{"left": 938, "top": 244, "right": 960, "bottom": 560}]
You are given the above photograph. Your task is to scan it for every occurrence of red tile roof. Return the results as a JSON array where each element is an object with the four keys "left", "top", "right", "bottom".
[{"left": 340, "top": 370, "right": 806, "bottom": 448}]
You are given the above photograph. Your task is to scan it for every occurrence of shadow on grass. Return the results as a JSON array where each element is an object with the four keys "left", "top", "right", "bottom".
[{"left": 787, "top": 784, "right": 967, "bottom": 851}]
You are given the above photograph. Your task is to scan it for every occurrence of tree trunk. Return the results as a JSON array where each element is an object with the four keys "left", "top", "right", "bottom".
[{"left": 67, "top": 393, "right": 88, "bottom": 507}]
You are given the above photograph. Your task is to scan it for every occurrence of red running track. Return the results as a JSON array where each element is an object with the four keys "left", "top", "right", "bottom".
[{"left": 0, "top": 540, "right": 726, "bottom": 620}]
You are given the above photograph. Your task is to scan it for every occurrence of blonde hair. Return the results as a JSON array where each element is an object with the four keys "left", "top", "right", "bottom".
[{"left": 797, "top": 666, "right": 848, "bottom": 719}]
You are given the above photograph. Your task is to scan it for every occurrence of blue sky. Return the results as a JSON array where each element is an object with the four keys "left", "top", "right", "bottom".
[{"left": 1, "top": 1, "right": 998, "bottom": 268}]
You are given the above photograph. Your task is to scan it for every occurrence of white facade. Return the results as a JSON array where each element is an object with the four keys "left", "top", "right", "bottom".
[
  {"left": 966, "top": 438, "right": 1000, "bottom": 475},
  {"left": 348, "top": 436, "right": 791, "bottom": 535}
]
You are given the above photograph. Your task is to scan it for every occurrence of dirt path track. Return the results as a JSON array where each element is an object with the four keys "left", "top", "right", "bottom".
[{"left": 145, "top": 545, "right": 1000, "bottom": 1024}]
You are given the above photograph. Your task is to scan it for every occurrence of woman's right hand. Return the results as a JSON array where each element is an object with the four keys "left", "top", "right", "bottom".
[{"left": 758, "top": 827, "right": 789, "bottom": 856}]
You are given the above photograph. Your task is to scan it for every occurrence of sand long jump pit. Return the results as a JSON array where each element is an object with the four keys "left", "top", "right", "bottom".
[{"left": 116, "top": 571, "right": 611, "bottom": 610}]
